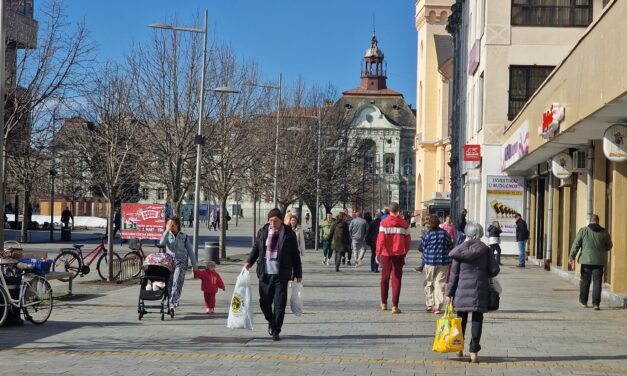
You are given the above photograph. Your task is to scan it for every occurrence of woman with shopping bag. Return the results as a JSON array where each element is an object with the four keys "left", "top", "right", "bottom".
[
  {"left": 244, "top": 208, "right": 303, "bottom": 341},
  {"left": 445, "top": 222, "right": 500, "bottom": 363}
]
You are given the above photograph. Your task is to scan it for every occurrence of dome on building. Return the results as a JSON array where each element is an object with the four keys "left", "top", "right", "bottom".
[{"left": 364, "top": 34, "right": 384, "bottom": 58}]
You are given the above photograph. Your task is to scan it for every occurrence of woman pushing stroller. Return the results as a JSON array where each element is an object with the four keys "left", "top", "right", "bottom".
[{"left": 158, "top": 215, "right": 198, "bottom": 316}]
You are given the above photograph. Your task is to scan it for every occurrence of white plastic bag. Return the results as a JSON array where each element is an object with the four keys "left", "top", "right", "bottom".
[
  {"left": 227, "top": 268, "right": 254, "bottom": 330},
  {"left": 290, "top": 282, "right": 303, "bottom": 316}
]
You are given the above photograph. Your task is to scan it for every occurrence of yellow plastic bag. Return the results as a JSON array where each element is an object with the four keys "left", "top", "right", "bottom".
[{"left": 432, "top": 304, "right": 464, "bottom": 353}]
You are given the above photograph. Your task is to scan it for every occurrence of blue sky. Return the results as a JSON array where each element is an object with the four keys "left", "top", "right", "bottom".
[{"left": 54, "top": 0, "right": 417, "bottom": 106}]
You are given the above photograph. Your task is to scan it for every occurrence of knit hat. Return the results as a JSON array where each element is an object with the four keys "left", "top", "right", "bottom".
[{"left": 267, "top": 208, "right": 284, "bottom": 221}]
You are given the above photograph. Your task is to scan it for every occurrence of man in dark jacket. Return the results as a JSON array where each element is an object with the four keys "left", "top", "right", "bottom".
[
  {"left": 569, "top": 214, "right": 613, "bottom": 310},
  {"left": 514, "top": 213, "right": 529, "bottom": 267},
  {"left": 245, "top": 208, "right": 302, "bottom": 341},
  {"left": 367, "top": 212, "right": 382, "bottom": 273}
]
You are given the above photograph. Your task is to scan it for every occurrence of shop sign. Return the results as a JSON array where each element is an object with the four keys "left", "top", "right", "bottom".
[
  {"left": 539, "top": 103, "right": 564, "bottom": 139},
  {"left": 485, "top": 176, "right": 525, "bottom": 236},
  {"left": 551, "top": 153, "right": 573, "bottom": 179},
  {"left": 603, "top": 124, "right": 627, "bottom": 162},
  {"left": 467, "top": 39, "right": 480, "bottom": 75},
  {"left": 464, "top": 144, "right": 481, "bottom": 162},
  {"left": 121, "top": 203, "right": 166, "bottom": 240},
  {"left": 502, "top": 121, "right": 530, "bottom": 170},
  {"left": 467, "top": 168, "right": 481, "bottom": 184}
]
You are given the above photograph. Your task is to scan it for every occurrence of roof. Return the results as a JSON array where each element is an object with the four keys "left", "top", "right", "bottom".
[
  {"left": 342, "top": 87, "right": 403, "bottom": 97},
  {"left": 434, "top": 34, "right": 453, "bottom": 70}
]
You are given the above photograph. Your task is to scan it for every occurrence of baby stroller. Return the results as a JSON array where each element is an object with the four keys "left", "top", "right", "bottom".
[{"left": 138, "top": 252, "right": 174, "bottom": 321}]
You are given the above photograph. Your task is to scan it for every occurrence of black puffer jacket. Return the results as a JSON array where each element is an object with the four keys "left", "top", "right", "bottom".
[{"left": 446, "top": 239, "right": 500, "bottom": 312}]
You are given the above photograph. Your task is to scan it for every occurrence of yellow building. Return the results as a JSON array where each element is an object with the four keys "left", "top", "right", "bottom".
[
  {"left": 414, "top": 0, "right": 453, "bottom": 221},
  {"left": 502, "top": 0, "right": 626, "bottom": 301}
]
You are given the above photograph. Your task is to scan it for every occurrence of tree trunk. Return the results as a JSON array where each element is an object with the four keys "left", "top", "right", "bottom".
[
  {"left": 219, "top": 195, "right": 227, "bottom": 259},
  {"left": 106, "top": 201, "right": 116, "bottom": 282},
  {"left": 20, "top": 189, "right": 30, "bottom": 243}
]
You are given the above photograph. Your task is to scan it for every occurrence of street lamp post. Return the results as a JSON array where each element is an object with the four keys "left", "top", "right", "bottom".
[
  {"left": 243, "top": 74, "right": 282, "bottom": 208},
  {"left": 0, "top": 1, "right": 6, "bottom": 246},
  {"left": 49, "top": 161, "right": 56, "bottom": 242},
  {"left": 150, "top": 11, "right": 209, "bottom": 260}
]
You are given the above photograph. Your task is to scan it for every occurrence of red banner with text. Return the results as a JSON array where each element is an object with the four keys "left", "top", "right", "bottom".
[{"left": 121, "top": 203, "right": 166, "bottom": 240}]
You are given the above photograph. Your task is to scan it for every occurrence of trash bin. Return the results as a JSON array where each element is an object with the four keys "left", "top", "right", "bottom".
[
  {"left": 61, "top": 227, "right": 71, "bottom": 241},
  {"left": 204, "top": 242, "right": 220, "bottom": 265}
]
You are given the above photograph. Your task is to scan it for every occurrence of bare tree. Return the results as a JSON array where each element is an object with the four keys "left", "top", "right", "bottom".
[
  {"left": 202, "top": 45, "right": 268, "bottom": 259},
  {"left": 70, "top": 64, "right": 144, "bottom": 281},
  {"left": 127, "top": 14, "right": 209, "bottom": 215},
  {"left": 2, "top": 0, "right": 94, "bottom": 241}
]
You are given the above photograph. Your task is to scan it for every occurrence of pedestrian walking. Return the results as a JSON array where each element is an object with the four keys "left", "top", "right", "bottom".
[
  {"left": 210, "top": 208, "right": 218, "bottom": 231},
  {"left": 422, "top": 216, "right": 454, "bottom": 314},
  {"left": 514, "top": 213, "right": 529, "bottom": 267},
  {"left": 158, "top": 216, "right": 199, "bottom": 316},
  {"left": 113, "top": 208, "right": 122, "bottom": 238},
  {"left": 349, "top": 211, "right": 369, "bottom": 267},
  {"left": 446, "top": 222, "right": 500, "bottom": 363},
  {"left": 188, "top": 210, "right": 194, "bottom": 228},
  {"left": 193, "top": 261, "right": 225, "bottom": 314},
  {"left": 320, "top": 213, "right": 335, "bottom": 265},
  {"left": 284, "top": 210, "right": 293, "bottom": 229},
  {"left": 457, "top": 209, "right": 467, "bottom": 234},
  {"left": 410, "top": 214, "right": 416, "bottom": 228},
  {"left": 61, "top": 207, "right": 74, "bottom": 229},
  {"left": 343, "top": 208, "right": 353, "bottom": 265},
  {"left": 245, "top": 208, "right": 302, "bottom": 341},
  {"left": 289, "top": 216, "right": 306, "bottom": 257},
  {"left": 364, "top": 212, "right": 373, "bottom": 225},
  {"left": 440, "top": 215, "right": 457, "bottom": 244},
  {"left": 569, "top": 214, "right": 613, "bottom": 310},
  {"left": 381, "top": 208, "right": 390, "bottom": 221},
  {"left": 305, "top": 212, "right": 310, "bottom": 226},
  {"left": 329, "top": 212, "right": 350, "bottom": 272},
  {"left": 376, "top": 202, "right": 411, "bottom": 314},
  {"left": 367, "top": 212, "right": 381, "bottom": 273},
  {"left": 487, "top": 221, "right": 503, "bottom": 265},
  {"left": 414, "top": 215, "right": 432, "bottom": 273}
]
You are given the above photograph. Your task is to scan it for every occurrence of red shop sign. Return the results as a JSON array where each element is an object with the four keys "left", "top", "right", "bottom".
[
  {"left": 464, "top": 144, "right": 481, "bottom": 162},
  {"left": 121, "top": 203, "right": 166, "bottom": 240}
]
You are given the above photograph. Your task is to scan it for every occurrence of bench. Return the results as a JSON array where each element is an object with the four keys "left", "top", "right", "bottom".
[{"left": 45, "top": 271, "right": 75, "bottom": 296}]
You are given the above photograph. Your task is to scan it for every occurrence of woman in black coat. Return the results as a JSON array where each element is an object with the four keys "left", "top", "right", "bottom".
[
  {"left": 366, "top": 212, "right": 382, "bottom": 273},
  {"left": 445, "top": 222, "right": 500, "bottom": 363}
]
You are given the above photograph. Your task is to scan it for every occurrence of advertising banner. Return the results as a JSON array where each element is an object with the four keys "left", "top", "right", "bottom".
[
  {"left": 121, "top": 203, "right": 166, "bottom": 240},
  {"left": 199, "top": 204, "right": 209, "bottom": 221},
  {"left": 463, "top": 145, "right": 481, "bottom": 162},
  {"left": 501, "top": 121, "right": 530, "bottom": 171},
  {"left": 485, "top": 176, "right": 525, "bottom": 236}
]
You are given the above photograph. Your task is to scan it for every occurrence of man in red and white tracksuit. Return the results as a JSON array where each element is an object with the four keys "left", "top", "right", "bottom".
[{"left": 376, "top": 202, "right": 411, "bottom": 314}]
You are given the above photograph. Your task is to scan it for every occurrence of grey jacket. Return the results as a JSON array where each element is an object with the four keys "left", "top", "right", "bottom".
[
  {"left": 349, "top": 217, "right": 368, "bottom": 242},
  {"left": 159, "top": 231, "right": 198, "bottom": 268},
  {"left": 446, "top": 239, "right": 500, "bottom": 313}
]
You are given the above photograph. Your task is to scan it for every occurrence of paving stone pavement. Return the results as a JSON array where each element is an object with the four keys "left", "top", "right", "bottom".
[{"left": 1, "top": 243, "right": 626, "bottom": 376}]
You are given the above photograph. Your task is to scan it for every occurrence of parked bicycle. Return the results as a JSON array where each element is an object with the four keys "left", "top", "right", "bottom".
[
  {"left": 0, "top": 258, "right": 53, "bottom": 326},
  {"left": 123, "top": 238, "right": 147, "bottom": 279},
  {"left": 52, "top": 237, "right": 121, "bottom": 281}
]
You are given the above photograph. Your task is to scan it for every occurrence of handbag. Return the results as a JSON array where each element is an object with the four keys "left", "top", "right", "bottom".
[{"left": 487, "top": 278, "right": 500, "bottom": 311}]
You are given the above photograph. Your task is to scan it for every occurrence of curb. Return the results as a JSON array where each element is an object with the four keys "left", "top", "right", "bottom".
[{"left": 529, "top": 258, "right": 627, "bottom": 308}]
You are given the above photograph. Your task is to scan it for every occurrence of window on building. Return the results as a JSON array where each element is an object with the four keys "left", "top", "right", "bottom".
[
  {"left": 402, "top": 157, "right": 413, "bottom": 176},
  {"left": 157, "top": 189, "right": 165, "bottom": 200},
  {"left": 141, "top": 188, "right": 149, "bottom": 200},
  {"left": 508, "top": 65, "right": 555, "bottom": 120},
  {"left": 477, "top": 73, "right": 484, "bottom": 131},
  {"left": 511, "top": 0, "right": 593, "bottom": 27},
  {"left": 384, "top": 155, "right": 395, "bottom": 174}
]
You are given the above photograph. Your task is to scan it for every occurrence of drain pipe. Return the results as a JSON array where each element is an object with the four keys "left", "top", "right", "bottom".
[
  {"left": 545, "top": 159, "right": 554, "bottom": 271},
  {"left": 586, "top": 141, "right": 594, "bottom": 221}
]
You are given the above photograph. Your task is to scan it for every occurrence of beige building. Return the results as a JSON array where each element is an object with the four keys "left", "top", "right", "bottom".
[
  {"left": 414, "top": 0, "right": 454, "bottom": 221},
  {"left": 454, "top": 0, "right": 608, "bottom": 254},
  {"left": 502, "top": 0, "right": 626, "bottom": 299}
]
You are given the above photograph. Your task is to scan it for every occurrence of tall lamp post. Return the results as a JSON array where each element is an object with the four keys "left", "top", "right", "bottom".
[
  {"left": 150, "top": 12, "right": 238, "bottom": 259},
  {"left": 243, "top": 74, "right": 282, "bottom": 208},
  {"left": 0, "top": 1, "right": 6, "bottom": 246},
  {"left": 49, "top": 161, "right": 56, "bottom": 242}
]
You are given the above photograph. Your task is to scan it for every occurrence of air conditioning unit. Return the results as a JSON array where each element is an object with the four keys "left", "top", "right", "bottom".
[{"left": 572, "top": 151, "right": 587, "bottom": 172}]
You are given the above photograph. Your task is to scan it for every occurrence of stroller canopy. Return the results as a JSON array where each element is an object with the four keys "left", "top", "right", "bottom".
[{"left": 143, "top": 252, "right": 174, "bottom": 272}]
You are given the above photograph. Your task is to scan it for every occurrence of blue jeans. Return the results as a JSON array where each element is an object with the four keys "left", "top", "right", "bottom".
[
  {"left": 322, "top": 239, "right": 331, "bottom": 259},
  {"left": 517, "top": 241, "right": 527, "bottom": 265}
]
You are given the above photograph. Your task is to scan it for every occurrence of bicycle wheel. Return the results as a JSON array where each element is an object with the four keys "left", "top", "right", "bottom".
[
  {"left": 123, "top": 251, "right": 143, "bottom": 278},
  {"left": 0, "top": 288, "right": 9, "bottom": 327},
  {"left": 52, "top": 251, "right": 82, "bottom": 281},
  {"left": 22, "top": 275, "right": 53, "bottom": 325},
  {"left": 96, "top": 251, "right": 122, "bottom": 281}
]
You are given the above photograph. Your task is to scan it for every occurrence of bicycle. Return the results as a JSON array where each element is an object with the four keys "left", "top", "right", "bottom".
[
  {"left": 52, "top": 237, "right": 121, "bottom": 281},
  {"left": 123, "top": 238, "right": 147, "bottom": 279},
  {"left": 0, "top": 258, "right": 53, "bottom": 326}
]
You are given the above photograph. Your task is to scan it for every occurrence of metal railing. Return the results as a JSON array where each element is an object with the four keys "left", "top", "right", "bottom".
[{"left": 111, "top": 256, "right": 141, "bottom": 282}]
